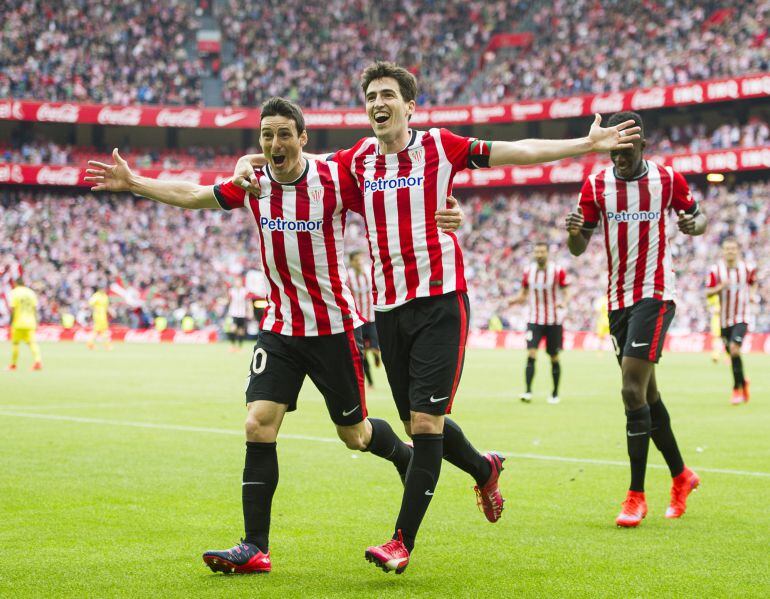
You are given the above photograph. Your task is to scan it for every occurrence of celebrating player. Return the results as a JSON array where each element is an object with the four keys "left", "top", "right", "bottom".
[
  {"left": 565, "top": 110, "right": 706, "bottom": 528},
  {"left": 86, "top": 97, "right": 466, "bottom": 574},
  {"left": 510, "top": 242, "right": 569, "bottom": 404},
  {"left": 7, "top": 277, "right": 43, "bottom": 371},
  {"left": 87, "top": 285, "right": 112, "bottom": 350},
  {"left": 347, "top": 250, "right": 381, "bottom": 388},
  {"left": 706, "top": 238, "right": 757, "bottom": 404}
]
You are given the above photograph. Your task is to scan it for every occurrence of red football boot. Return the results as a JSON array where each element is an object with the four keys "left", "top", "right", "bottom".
[
  {"left": 666, "top": 467, "right": 700, "bottom": 519},
  {"left": 365, "top": 529, "right": 410, "bottom": 574},
  {"left": 31, "top": 362, "right": 42, "bottom": 371},
  {"left": 616, "top": 490, "right": 648, "bottom": 527},
  {"left": 202, "top": 540, "right": 271, "bottom": 574},
  {"left": 730, "top": 388, "right": 744, "bottom": 405},
  {"left": 474, "top": 452, "right": 506, "bottom": 523},
  {"left": 742, "top": 379, "right": 751, "bottom": 403},
  {"left": 6, "top": 364, "right": 17, "bottom": 371}
]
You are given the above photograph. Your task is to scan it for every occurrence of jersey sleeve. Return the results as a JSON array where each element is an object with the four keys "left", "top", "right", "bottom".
[
  {"left": 336, "top": 162, "right": 364, "bottom": 215},
  {"left": 578, "top": 178, "right": 600, "bottom": 228},
  {"left": 437, "top": 128, "right": 482, "bottom": 172},
  {"left": 748, "top": 266, "right": 758, "bottom": 286},
  {"left": 328, "top": 139, "right": 368, "bottom": 175},
  {"left": 522, "top": 271, "right": 530, "bottom": 289},
  {"left": 213, "top": 179, "right": 248, "bottom": 210},
  {"left": 558, "top": 268, "right": 569, "bottom": 287},
  {"left": 671, "top": 170, "right": 698, "bottom": 214},
  {"left": 706, "top": 268, "right": 718, "bottom": 288}
]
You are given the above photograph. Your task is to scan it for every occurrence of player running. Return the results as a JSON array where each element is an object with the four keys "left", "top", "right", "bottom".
[
  {"left": 7, "top": 277, "right": 43, "bottom": 371},
  {"left": 87, "top": 285, "right": 112, "bottom": 350},
  {"left": 236, "top": 62, "right": 643, "bottom": 572},
  {"left": 86, "top": 97, "right": 465, "bottom": 574},
  {"left": 706, "top": 238, "right": 757, "bottom": 404},
  {"left": 565, "top": 110, "right": 706, "bottom": 528},
  {"left": 510, "top": 242, "right": 569, "bottom": 404},
  {"left": 347, "top": 250, "right": 381, "bottom": 388}
]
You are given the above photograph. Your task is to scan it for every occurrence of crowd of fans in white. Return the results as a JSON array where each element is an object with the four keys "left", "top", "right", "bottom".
[
  {"left": 2, "top": 181, "right": 766, "bottom": 332},
  {"left": 0, "top": 1, "right": 765, "bottom": 107}
]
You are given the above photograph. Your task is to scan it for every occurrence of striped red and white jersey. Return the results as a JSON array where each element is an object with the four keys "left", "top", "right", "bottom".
[
  {"left": 522, "top": 263, "right": 568, "bottom": 325},
  {"left": 348, "top": 268, "right": 374, "bottom": 321},
  {"left": 578, "top": 161, "right": 698, "bottom": 311},
  {"left": 331, "top": 128, "right": 488, "bottom": 309},
  {"left": 706, "top": 261, "right": 756, "bottom": 328},
  {"left": 214, "top": 158, "right": 364, "bottom": 336},
  {"left": 227, "top": 286, "right": 250, "bottom": 318}
]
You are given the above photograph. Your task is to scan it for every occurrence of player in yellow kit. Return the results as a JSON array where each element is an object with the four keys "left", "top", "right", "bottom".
[
  {"left": 594, "top": 295, "right": 610, "bottom": 355},
  {"left": 87, "top": 287, "right": 112, "bottom": 350},
  {"left": 706, "top": 294, "right": 723, "bottom": 363},
  {"left": 7, "top": 278, "right": 42, "bottom": 371}
]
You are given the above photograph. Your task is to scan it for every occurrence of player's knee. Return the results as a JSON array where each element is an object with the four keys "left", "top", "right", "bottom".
[
  {"left": 527, "top": 349, "right": 537, "bottom": 359},
  {"left": 244, "top": 414, "right": 278, "bottom": 442},
  {"left": 410, "top": 412, "right": 443, "bottom": 435},
  {"left": 621, "top": 385, "right": 646, "bottom": 411},
  {"left": 550, "top": 354, "right": 560, "bottom": 363},
  {"left": 402, "top": 421, "right": 413, "bottom": 438},
  {"left": 729, "top": 343, "right": 741, "bottom": 357},
  {"left": 336, "top": 425, "right": 368, "bottom": 451}
]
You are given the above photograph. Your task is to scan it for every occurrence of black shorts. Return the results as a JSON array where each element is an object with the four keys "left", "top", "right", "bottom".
[
  {"left": 526, "top": 323, "right": 563, "bottom": 356},
  {"left": 361, "top": 321, "right": 380, "bottom": 350},
  {"left": 721, "top": 323, "right": 748, "bottom": 348},
  {"left": 244, "top": 328, "right": 367, "bottom": 426},
  {"left": 232, "top": 317, "right": 247, "bottom": 329},
  {"left": 375, "top": 292, "right": 469, "bottom": 421},
  {"left": 609, "top": 298, "right": 675, "bottom": 364}
]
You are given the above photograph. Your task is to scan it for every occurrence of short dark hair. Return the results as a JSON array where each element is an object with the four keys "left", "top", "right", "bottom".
[
  {"left": 360, "top": 61, "right": 418, "bottom": 103},
  {"left": 534, "top": 241, "right": 549, "bottom": 249},
  {"left": 607, "top": 111, "right": 644, "bottom": 137},
  {"left": 260, "top": 97, "right": 305, "bottom": 135}
]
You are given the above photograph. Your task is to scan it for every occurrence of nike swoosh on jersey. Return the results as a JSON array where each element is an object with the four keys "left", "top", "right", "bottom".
[
  {"left": 429, "top": 395, "right": 449, "bottom": 403},
  {"left": 630, "top": 341, "right": 649, "bottom": 348},
  {"left": 342, "top": 405, "right": 360, "bottom": 417}
]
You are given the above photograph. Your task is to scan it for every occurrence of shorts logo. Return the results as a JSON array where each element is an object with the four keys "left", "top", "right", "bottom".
[
  {"left": 606, "top": 210, "right": 661, "bottom": 223},
  {"left": 363, "top": 175, "right": 424, "bottom": 193},
  {"left": 259, "top": 216, "right": 323, "bottom": 232},
  {"left": 408, "top": 148, "right": 424, "bottom": 163},
  {"left": 308, "top": 187, "right": 324, "bottom": 202}
]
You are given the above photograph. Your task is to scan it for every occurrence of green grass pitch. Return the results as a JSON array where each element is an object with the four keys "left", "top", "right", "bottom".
[{"left": 1, "top": 342, "right": 768, "bottom": 598}]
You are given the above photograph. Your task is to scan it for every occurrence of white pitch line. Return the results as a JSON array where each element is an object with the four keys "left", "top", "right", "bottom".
[{"left": 0, "top": 410, "right": 768, "bottom": 478}]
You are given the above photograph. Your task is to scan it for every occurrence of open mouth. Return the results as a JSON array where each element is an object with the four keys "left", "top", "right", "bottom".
[
  {"left": 374, "top": 113, "right": 389, "bottom": 124},
  {"left": 273, "top": 155, "right": 286, "bottom": 166}
]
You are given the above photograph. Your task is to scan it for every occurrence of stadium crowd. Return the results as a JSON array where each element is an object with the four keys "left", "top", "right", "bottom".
[
  {"left": 1, "top": 1, "right": 765, "bottom": 108},
  {"left": 0, "top": 0, "right": 203, "bottom": 105},
  {"left": 1, "top": 181, "right": 767, "bottom": 333}
]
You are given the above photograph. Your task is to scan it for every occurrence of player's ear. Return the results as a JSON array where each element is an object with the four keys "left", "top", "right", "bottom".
[
  {"left": 640, "top": 138, "right": 647, "bottom": 151},
  {"left": 406, "top": 99, "right": 416, "bottom": 119},
  {"left": 299, "top": 129, "right": 308, "bottom": 147}
]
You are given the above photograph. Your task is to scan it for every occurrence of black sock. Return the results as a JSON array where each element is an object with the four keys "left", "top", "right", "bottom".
[
  {"left": 365, "top": 418, "right": 412, "bottom": 480},
  {"left": 442, "top": 417, "right": 490, "bottom": 486},
  {"left": 525, "top": 357, "right": 535, "bottom": 392},
  {"left": 649, "top": 397, "right": 684, "bottom": 477},
  {"left": 395, "top": 434, "right": 443, "bottom": 552},
  {"left": 363, "top": 356, "right": 373, "bottom": 386},
  {"left": 625, "top": 405, "right": 651, "bottom": 492},
  {"left": 731, "top": 355, "right": 745, "bottom": 389},
  {"left": 237, "top": 333, "right": 244, "bottom": 348},
  {"left": 242, "top": 441, "right": 278, "bottom": 553},
  {"left": 551, "top": 361, "right": 561, "bottom": 395}
]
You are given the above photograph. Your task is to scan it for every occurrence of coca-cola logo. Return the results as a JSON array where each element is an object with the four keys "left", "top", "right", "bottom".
[
  {"left": 471, "top": 105, "right": 505, "bottom": 123},
  {"left": 36, "top": 103, "right": 80, "bottom": 123},
  {"left": 671, "top": 154, "right": 704, "bottom": 174},
  {"left": 630, "top": 88, "right": 666, "bottom": 110},
  {"left": 156, "top": 109, "right": 202, "bottom": 128},
  {"left": 548, "top": 97, "right": 584, "bottom": 119},
  {"left": 0, "top": 164, "right": 24, "bottom": 183},
  {"left": 706, "top": 79, "right": 740, "bottom": 101},
  {"left": 590, "top": 94, "right": 624, "bottom": 114},
  {"left": 453, "top": 171, "right": 471, "bottom": 185},
  {"left": 510, "top": 166, "right": 544, "bottom": 183},
  {"left": 739, "top": 148, "right": 770, "bottom": 169},
  {"left": 705, "top": 151, "right": 738, "bottom": 172},
  {"left": 510, "top": 102, "right": 544, "bottom": 120},
  {"left": 741, "top": 75, "right": 770, "bottom": 97},
  {"left": 550, "top": 163, "right": 587, "bottom": 183},
  {"left": 37, "top": 166, "right": 81, "bottom": 186},
  {"left": 672, "top": 84, "right": 704, "bottom": 105},
  {"left": 98, "top": 106, "right": 143, "bottom": 126},
  {"left": 0, "top": 100, "right": 24, "bottom": 120}
]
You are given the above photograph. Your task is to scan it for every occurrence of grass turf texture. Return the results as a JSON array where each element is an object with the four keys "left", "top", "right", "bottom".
[{"left": 1, "top": 343, "right": 768, "bottom": 598}]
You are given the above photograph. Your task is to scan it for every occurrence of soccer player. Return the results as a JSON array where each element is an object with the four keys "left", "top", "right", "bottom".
[
  {"left": 347, "top": 250, "right": 381, "bottom": 388},
  {"left": 565, "top": 110, "right": 706, "bottom": 528},
  {"left": 706, "top": 238, "right": 757, "bottom": 404},
  {"left": 86, "top": 97, "right": 459, "bottom": 574},
  {"left": 510, "top": 242, "right": 569, "bottom": 404},
  {"left": 236, "top": 62, "right": 642, "bottom": 572},
  {"left": 226, "top": 277, "right": 251, "bottom": 352},
  {"left": 87, "top": 285, "right": 112, "bottom": 350},
  {"left": 706, "top": 293, "right": 722, "bottom": 364},
  {"left": 7, "top": 277, "right": 42, "bottom": 371}
]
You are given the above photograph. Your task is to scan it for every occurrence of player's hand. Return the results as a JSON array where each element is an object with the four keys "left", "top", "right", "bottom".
[
  {"left": 677, "top": 210, "right": 697, "bottom": 234},
  {"left": 85, "top": 149, "right": 134, "bottom": 192},
  {"left": 588, "top": 113, "right": 641, "bottom": 152},
  {"left": 435, "top": 195, "right": 464, "bottom": 232},
  {"left": 232, "top": 154, "right": 265, "bottom": 194},
  {"left": 565, "top": 206, "right": 585, "bottom": 236}
]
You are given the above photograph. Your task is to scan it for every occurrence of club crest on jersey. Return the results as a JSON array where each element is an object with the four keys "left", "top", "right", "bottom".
[
  {"left": 308, "top": 186, "right": 324, "bottom": 202},
  {"left": 408, "top": 148, "right": 424, "bottom": 163},
  {"left": 606, "top": 210, "right": 661, "bottom": 223}
]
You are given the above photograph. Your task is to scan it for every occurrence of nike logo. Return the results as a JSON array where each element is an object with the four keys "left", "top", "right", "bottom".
[
  {"left": 342, "top": 405, "right": 360, "bottom": 417},
  {"left": 242, "top": 481, "right": 266, "bottom": 486},
  {"left": 630, "top": 341, "right": 649, "bottom": 348},
  {"left": 424, "top": 490, "right": 434, "bottom": 496},
  {"left": 214, "top": 112, "right": 248, "bottom": 127},
  {"left": 627, "top": 431, "right": 648, "bottom": 437},
  {"left": 734, "top": 337, "right": 743, "bottom": 342},
  {"left": 429, "top": 395, "right": 449, "bottom": 403}
]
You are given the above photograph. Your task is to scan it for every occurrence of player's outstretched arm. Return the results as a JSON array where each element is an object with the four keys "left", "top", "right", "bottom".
[
  {"left": 488, "top": 114, "right": 641, "bottom": 167},
  {"left": 565, "top": 207, "right": 592, "bottom": 256},
  {"left": 86, "top": 149, "right": 218, "bottom": 209},
  {"left": 676, "top": 208, "right": 707, "bottom": 236}
]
